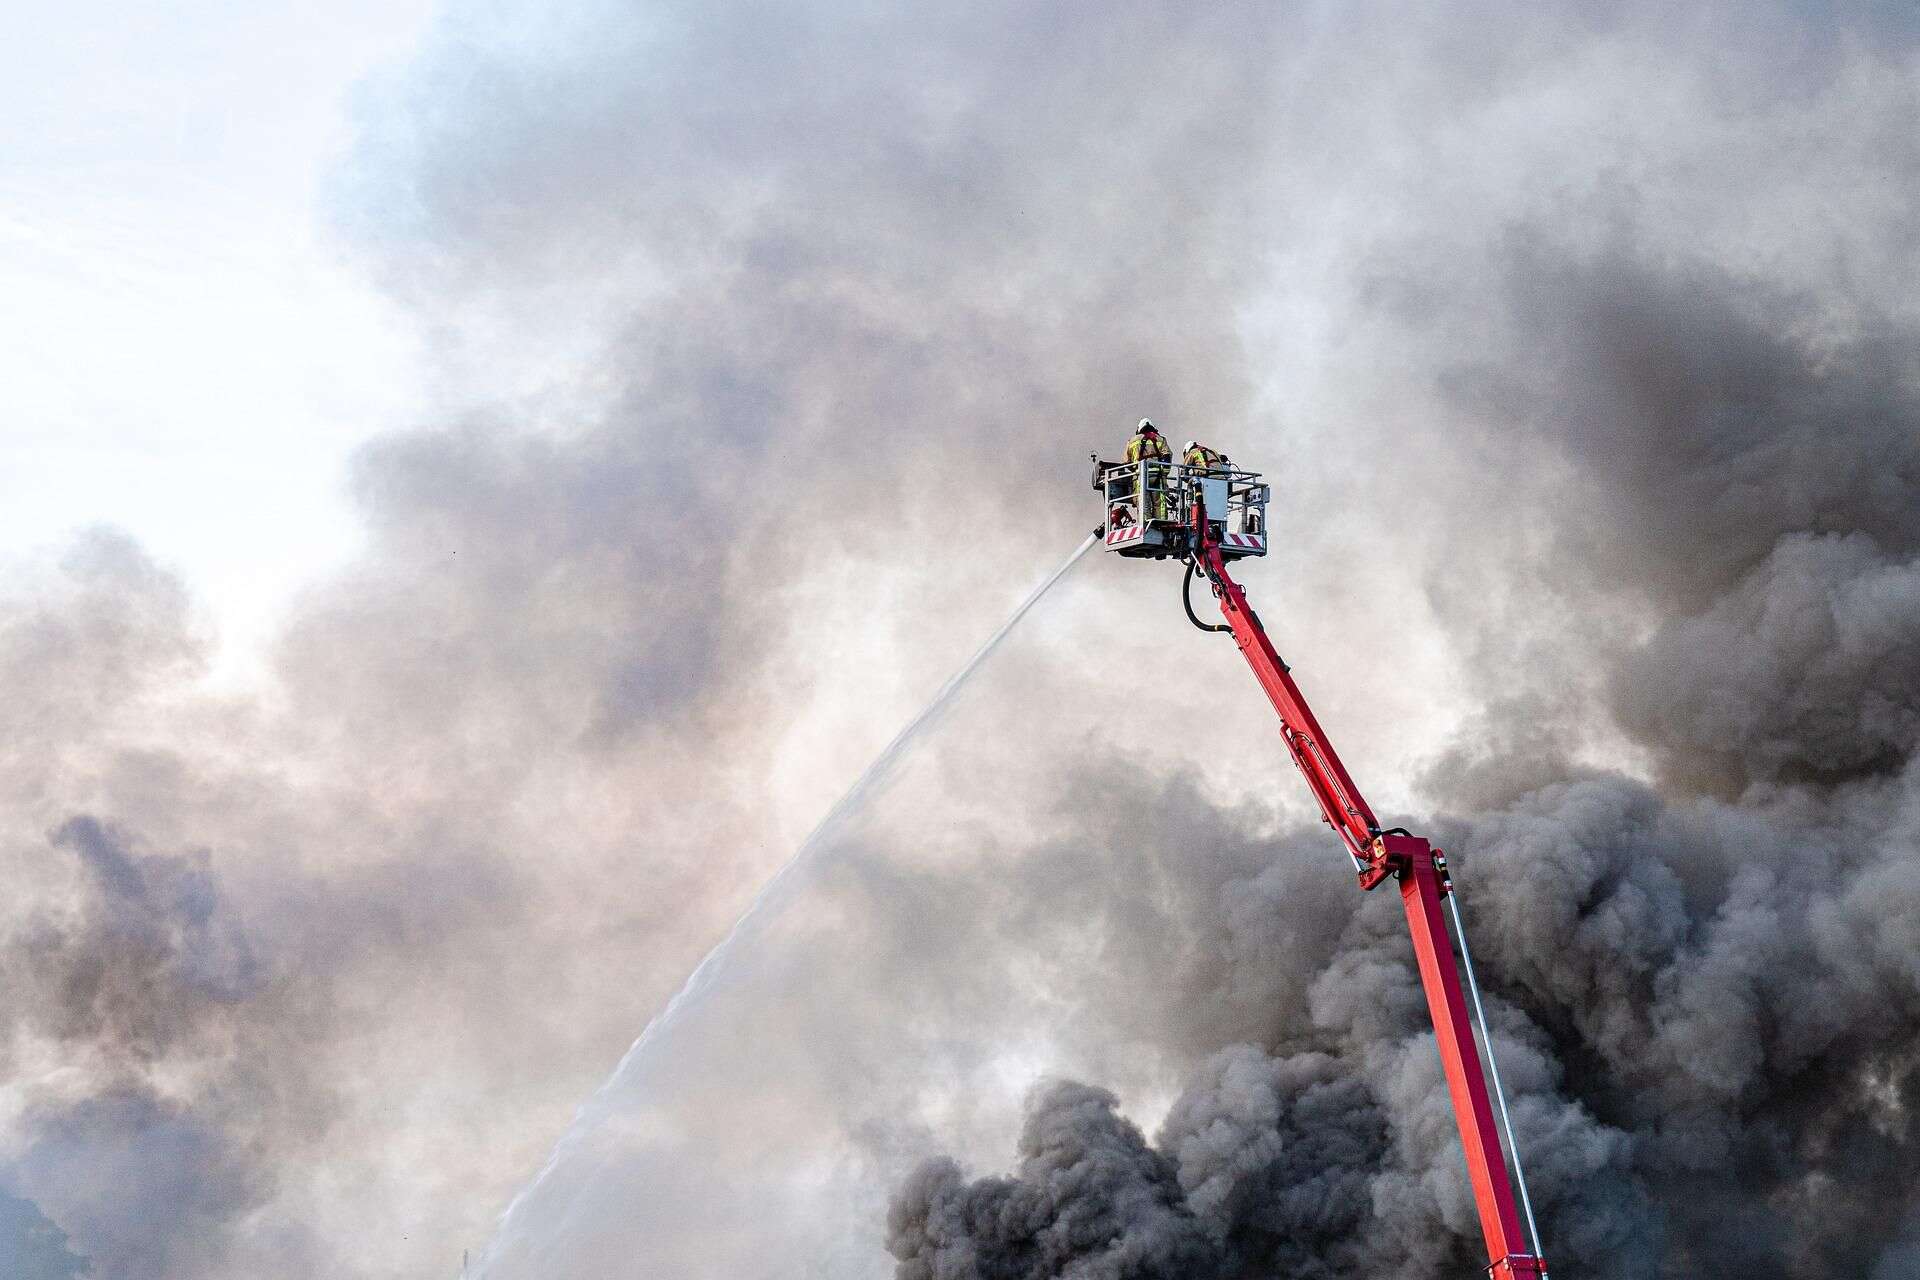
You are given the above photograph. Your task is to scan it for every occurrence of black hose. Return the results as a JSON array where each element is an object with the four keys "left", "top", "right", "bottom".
[{"left": 1183, "top": 560, "right": 1231, "bottom": 633}]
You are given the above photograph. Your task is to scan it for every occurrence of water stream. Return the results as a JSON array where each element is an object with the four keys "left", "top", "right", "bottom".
[{"left": 475, "top": 533, "right": 1099, "bottom": 1274}]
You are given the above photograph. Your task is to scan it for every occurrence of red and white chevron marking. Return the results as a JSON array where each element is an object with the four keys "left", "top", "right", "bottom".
[
  {"left": 1222, "top": 531, "right": 1265, "bottom": 550},
  {"left": 1106, "top": 525, "right": 1145, "bottom": 546}
]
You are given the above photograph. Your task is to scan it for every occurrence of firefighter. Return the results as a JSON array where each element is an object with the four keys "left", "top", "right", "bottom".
[
  {"left": 1181, "top": 439, "right": 1229, "bottom": 471},
  {"left": 1123, "top": 418, "right": 1172, "bottom": 521}
]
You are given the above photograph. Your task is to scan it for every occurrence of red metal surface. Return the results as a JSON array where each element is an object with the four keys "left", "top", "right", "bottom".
[
  {"left": 1398, "top": 843, "right": 1532, "bottom": 1274},
  {"left": 1188, "top": 499, "right": 1545, "bottom": 1278},
  {"left": 1192, "top": 540, "right": 1378, "bottom": 863}
]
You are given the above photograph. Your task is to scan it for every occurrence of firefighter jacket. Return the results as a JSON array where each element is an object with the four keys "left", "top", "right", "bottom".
[
  {"left": 1184, "top": 444, "right": 1224, "bottom": 469},
  {"left": 1125, "top": 433, "right": 1171, "bottom": 465}
]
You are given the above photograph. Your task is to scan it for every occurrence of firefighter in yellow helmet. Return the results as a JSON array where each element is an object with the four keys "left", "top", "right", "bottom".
[{"left": 1122, "top": 418, "right": 1173, "bottom": 521}]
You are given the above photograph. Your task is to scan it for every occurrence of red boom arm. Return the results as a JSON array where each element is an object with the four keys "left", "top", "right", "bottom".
[{"left": 1192, "top": 509, "right": 1546, "bottom": 1280}]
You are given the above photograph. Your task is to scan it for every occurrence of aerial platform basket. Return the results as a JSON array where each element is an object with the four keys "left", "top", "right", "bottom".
[{"left": 1090, "top": 455, "right": 1269, "bottom": 560}]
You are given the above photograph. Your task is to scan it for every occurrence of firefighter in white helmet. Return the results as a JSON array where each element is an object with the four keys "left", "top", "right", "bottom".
[
  {"left": 1182, "top": 439, "right": 1229, "bottom": 471},
  {"left": 1122, "top": 419, "right": 1173, "bottom": 521}
]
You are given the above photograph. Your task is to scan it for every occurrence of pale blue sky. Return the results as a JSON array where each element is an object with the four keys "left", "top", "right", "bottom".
[{"left": 0, "top": 1, "right": 439, "bottom": 681}]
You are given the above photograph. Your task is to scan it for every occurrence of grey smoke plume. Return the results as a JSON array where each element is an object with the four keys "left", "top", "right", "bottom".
[
  {"left": 890, "top": 1082, "right": 1218, "bottom": 1280},
  {"left": 884, "top": 245, "right": 1920, "bottom": 1279},
  {"left": 1617, "top": 532, "right": 1920, "bottom": 787},
  {"left": 6, "top": 3, "right": 1920, "bottom": 1277}
]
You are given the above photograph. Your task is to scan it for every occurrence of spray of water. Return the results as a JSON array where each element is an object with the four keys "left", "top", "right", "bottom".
[{"left": 475, "top": 532, "right": 1100, "bottom": 1271}]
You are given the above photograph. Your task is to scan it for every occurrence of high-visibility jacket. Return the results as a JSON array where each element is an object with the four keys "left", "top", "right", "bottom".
[
  {"left": 1124, "top": 432, "right": 1171, "bottom": 517},
  {"left": 1184, "top": 444, "right": 1224, "bottom": 469},
  {"left": 1125, "top": 433, "right": 1171, "bottom": 465}
]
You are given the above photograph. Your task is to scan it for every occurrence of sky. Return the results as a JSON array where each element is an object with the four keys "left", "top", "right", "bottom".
[
  {"left": 3, "top": 4, "right": 1920, "bottom": 1280},
  {"left": 0, "top": 0, "right": 436, "bottom": 683}
]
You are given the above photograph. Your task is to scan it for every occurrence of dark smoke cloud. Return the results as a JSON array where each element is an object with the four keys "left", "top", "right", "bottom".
[
  {"left": 1160, "top": 1047, "right": 1385, "bottom": 1277},
  {"left": 1438, "top": 773, "right": 1915, "bottom": 1276},
  {"left": 1618, "top": 532, "right": 1920, "bottom": 789},
  {"left": 1491, "top": 249, "right": 1920, "bottom": 613},
  {"left": 889, "top": 1082, "right": 1217, "bottom": 1280},
  {"left": 892, "top": 728, "right": 1915, "bottom": 1273}
]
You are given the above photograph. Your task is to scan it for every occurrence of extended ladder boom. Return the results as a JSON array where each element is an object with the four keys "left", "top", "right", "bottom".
[{"left": 1190, "top": 505, "right": 1548, "bottom": 1280}]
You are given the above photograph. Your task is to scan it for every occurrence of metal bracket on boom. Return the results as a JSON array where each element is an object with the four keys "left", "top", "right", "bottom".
[{"left": 1358, "top": 831, "right": 1455, "bottom": 896}]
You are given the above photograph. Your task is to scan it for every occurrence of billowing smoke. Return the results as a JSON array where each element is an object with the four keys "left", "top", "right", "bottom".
[
  {"left": 5, "top": 3, "right": 1920, "bottom": 1277},
  {"left": 891, "top": 1082, "right": 1220, "bottom": 1280},
  {"left": 888, "top": 1056, "right": 1389, "bottom": 1280},
  {"left": 884, "top": 247, "right": 1920, "bottom": 1277}
]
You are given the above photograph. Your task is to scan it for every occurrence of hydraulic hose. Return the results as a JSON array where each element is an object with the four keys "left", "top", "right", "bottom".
[{"left": 1183, "top": 559, "right": 1231, "bottom": 633}]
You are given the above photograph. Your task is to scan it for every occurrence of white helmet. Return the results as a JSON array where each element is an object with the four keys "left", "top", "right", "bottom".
[
  {"left": 1182, "top": 440, "right": 1199, "bottom": 457},
  {"left": 1137, "top": 417, "right": 1155, "bottom": 433}
]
